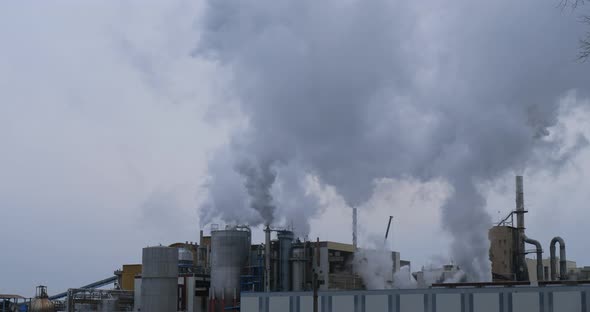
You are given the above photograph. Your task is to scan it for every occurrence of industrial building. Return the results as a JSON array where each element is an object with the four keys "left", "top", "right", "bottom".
[
  {"left": 5, "top": 175, "right": 590, "bottom": 312},
  {"left": 525, "top": 258, "right": 578, "bottom": 282},
  {"left": 126, "top": 225, "right": 406, "bottom": 312},
  {"left": 488, "top": 176, "right": 570, "bottom": 283},
  {"left": 241, "top": 283, "right": 590, "bottom": 312}
]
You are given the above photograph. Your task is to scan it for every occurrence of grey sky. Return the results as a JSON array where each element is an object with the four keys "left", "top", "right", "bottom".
[{"left": 1, "top": 1, "right": 590, "bottom": 295}]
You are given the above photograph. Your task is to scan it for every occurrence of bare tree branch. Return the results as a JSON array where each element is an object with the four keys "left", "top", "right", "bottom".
[
  {"left": 581, "top": 16, "right": 590, "bottom": 61},
  {"left": 560, "top": 0, "right": 585, "bottom": 10},
  {"left": 560, "top": 0, "right": 590, "bottom": 61}
]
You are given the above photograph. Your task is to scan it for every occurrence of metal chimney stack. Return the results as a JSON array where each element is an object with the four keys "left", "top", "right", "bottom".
[{"left": 515, "top": 176, "right": 528, "bottom": 281}]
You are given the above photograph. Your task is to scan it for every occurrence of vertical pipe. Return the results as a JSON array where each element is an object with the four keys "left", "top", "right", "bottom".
[
  {"left": 560, "top": 243, "right": 568, "bottom": 280},
  {"left": 550, "top": 237, "right": 567, "bottom": 280},
  {"left": 207, "top": 244, "right": 211, "bottom": 269},
  {"left": 265, "top": 225, "right": 271, "bottom": 292},
  {"left": 524, "top": 237, "right": 543, "bottom": 281},
  {"left": 273, "top": 249, "right": 278, "bottom": 291},
  {"left": 313, "top": 237, "right": 320, "bottom": 312},
  {"left": 209, "top": 287, "right": 214, "bottom": 312},
  {"left": 515, "top": 176, "right": 528, "bottom": 281},
  {"left": 550, "top": 240, "right": 557, "bottom": 281},
  {"left": 316, "top": 238, "right": 320, "bottom": 267},
  {"left": 352, "top": 207, "right": 358, "bottom": 250},
  {"left": 221, "top": 289, "right": 225, "bottom": 312},
  {"left": 385, "top": 216, "right": 393, "bottom": 240}
]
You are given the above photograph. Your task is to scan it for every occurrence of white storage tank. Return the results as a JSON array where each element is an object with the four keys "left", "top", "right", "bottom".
[
  {"left": 291, "top": 245, "right": 307, "bottom": 291},
  {"left": 140, "top": 246, "right": 178, "bottom": 312},
  {"left": 210, "top": 226, "right": 251, "bottom": 311}
]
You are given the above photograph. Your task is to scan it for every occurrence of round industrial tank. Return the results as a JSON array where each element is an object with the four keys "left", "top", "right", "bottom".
[
  {"left": 178, "top": 247, "right": 194, "bottom": 268},
  {"left": 291, "top": 245, "right": 307, "bottom": 291},
  {"left": 277, "top": 231, "right": 294, "bottom": 291},
  {"left": 210, "top": 226, "right": 251, "bottom": 310},
  {"left": 30, "top": 286, "right": 54, "bottom": 312},
  {"left": 30, "top": 299, "right": 54, "bottom": 312},
  {"left": 140, "top": 246, "right": 178, "bottom": 312}
]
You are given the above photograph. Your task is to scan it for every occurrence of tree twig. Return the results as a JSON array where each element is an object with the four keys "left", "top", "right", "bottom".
[{"left": 580, "top": 16, "right": 590, "bottom": 61}]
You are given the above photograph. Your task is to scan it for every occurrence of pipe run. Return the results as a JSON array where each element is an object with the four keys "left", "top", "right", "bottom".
[
  {"left": 524, "top": 236, "right": 543, "bottom": 281},
  {"left": 550, "top": 237, "right": 567, "bottom": 281}
]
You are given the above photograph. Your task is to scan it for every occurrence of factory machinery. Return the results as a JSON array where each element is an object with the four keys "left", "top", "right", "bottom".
[
  {"left": 130, "top": 223, "right": 379, "bottom": 312},
  {"left": 2, "top": 281, "right": 132, "bottom": 312},
  {"left": 12, "top": 175, "right": 578, "bottom": 312},
  {"left": 2, "top": 223, "right": 352, "bottom": 312},
  {"left": 489, "top": 176, "right": 571, "bottom": 282}
]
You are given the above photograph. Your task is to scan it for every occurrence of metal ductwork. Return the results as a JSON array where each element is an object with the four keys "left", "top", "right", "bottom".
[
  {"left": 524, "top": 236, "right": 543, "bottom": 281},
  {"left": 550, "top": 237, "right": 567, "bottom": 280}
]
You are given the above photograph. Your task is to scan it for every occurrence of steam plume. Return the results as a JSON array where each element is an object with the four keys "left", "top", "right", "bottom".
[{"left": 196, "top": 0, "right": 590, "bottom": 281}]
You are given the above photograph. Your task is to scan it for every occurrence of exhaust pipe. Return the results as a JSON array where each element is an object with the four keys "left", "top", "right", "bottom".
[
  {"left": 550, "top": 237, "right": 567, "bottom": 280},
  {"left": 524, "top": 236, "right": 543, "bottom": 281}
]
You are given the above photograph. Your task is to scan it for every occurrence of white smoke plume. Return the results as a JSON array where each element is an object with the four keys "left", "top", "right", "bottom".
[
  {"left": 393, "top": 266, "right": 418, "bottom": 289},
  {"left": 353, "top": 247, "right": 395, "bottom": 290},
  {"left": 235, "top": 158, "right": 278, "bottom": 225},
  {"left": 196, "top": 0, "right": 590, "bottom": 281}
]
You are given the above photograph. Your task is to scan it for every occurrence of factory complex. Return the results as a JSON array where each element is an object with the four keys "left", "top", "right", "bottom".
[{"left": 3, "top": 176, "right": 590, "bottom": 312}]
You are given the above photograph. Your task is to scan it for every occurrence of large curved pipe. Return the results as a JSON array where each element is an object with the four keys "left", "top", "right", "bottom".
[
  {"left": 524, "top": 236, "right": 543, "bottom": 281},
  {"left": 550, "top": 237, "right": 567, "bottom": 280}
]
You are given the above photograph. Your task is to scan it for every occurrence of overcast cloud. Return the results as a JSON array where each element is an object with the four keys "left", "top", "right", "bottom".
[{"left": 1, "top": 0, "right": 590, "bottom": 295}]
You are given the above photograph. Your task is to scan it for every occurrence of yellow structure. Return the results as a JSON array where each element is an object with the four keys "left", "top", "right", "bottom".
[
  {"left": 121, "top": 264, "right": 142, "bottom": 291},
  {"left": 489, "top": 226, "right": 518, "bottom": 280}
]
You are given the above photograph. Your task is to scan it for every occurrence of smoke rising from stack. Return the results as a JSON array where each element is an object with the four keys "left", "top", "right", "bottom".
[
  {"left": 196, "top": 0, "right": 590, "bottom": 281},
  {"left": 235, "top": 158, "right": 277, "bottom": 226}
]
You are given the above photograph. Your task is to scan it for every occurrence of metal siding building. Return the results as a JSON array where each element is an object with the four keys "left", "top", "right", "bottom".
[{"left": 242, "top": 285, "right": 590, "bottom": 312}]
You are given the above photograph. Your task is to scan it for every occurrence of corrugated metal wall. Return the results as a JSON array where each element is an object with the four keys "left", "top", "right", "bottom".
[{"left": 242, "top": 285, "right": 590, "bottom": 312}]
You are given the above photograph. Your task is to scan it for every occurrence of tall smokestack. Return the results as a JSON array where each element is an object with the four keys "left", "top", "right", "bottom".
[
  {"left": 264, "top": 225, "right": 271, "bottom": 292},
  {"left": 352, "top": 207, "right": 358, "bottom": 250},
  {"left": 515, "top": 175, "right": 528, "bottom": 280}
]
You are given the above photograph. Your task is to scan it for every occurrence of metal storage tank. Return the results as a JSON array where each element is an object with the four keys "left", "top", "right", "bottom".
[
  {"left": 30, "top": 286, "right": 54, "bottom": 312},
  {"left": 277, "top": 231, "right": 294, "bottom": 291},
  {"left": 210, "top": 226, "right": 251, "bottom": 311},
  {"left": 179, "top": 247, "right": 194, "bottom": 268},
  {"left": 291, "top": 245, "right": 307, "bottom": 291},
  {"left": 141, "top": 246, "right": 178, "bottom": 312}
]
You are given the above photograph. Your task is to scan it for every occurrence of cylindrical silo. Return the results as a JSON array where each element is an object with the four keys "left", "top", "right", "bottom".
[
  {"left": 210, "top": 226, "right": 251, "bottom": 311},
  {"left": 141, "top": 246, "right": 178, "bottom": 312},
  {"left": 277, "top": 231, "right": 294, "bottom": 291},
  {"left": 178, "top": 247, "right": 194, "bottom": 270},
  {"left": 291, "top": 245, "right": 307, "bottom": 291}
]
